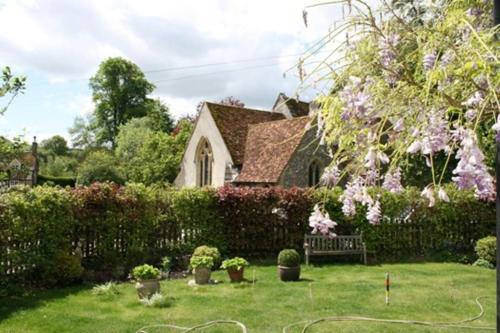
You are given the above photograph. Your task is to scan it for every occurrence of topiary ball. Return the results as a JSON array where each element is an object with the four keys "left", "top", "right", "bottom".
[{"left": 278, "top": 249, "right": 301, "bottom": 267}]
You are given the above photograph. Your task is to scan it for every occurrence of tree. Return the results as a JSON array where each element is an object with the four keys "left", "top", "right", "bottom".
[
  {"left": 219, "top": 96, "right": 245, "bottom": 108},
  {"left": 76, "top": 150, "right": 124, "bottom": 185},
  {"left": 145, "top": 99, "right": 175, "bottom": 133},
  {"left": 119, "top": 118, "right": 193, "bottom": 185},
  {"left": 40, "top": 135, "right": 68, "bottom": 156},
  {"left": 68, "top": 115, "right": 99, "bottom": 150},
  {"left": 299, "top": 0, "right": 498, "bottom": 225},
  {"left": 89, "top": 57, "right": 155, "bottom": 147}
]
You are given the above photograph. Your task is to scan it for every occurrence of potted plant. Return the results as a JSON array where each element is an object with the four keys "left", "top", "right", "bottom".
[
  {"left": 190, "top": 255, "right": 214, "bottom": 284},
  {"left": 192, "top": 246, "right": 221, "bottom": 269},
  {"left": 221, "top": 257, "right": 249, "bottom": 282},
  {"left": 131, "top": 264, "right": 161, "bottom": 299},
  {"left": 277, "top": 249, "right": 301, "bottom": 281}
]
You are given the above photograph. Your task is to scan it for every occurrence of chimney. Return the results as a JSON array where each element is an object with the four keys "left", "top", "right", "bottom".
[{"left": 31, "top": 136, "right": 38, "bottom": 185}]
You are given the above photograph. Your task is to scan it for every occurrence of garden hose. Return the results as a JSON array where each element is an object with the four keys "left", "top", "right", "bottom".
[
  {"left": 284, "top": 296, "right": 495, "bottom": 332},
  {"left": 136, "top": 297, "right": 494, "bottom": 332}
]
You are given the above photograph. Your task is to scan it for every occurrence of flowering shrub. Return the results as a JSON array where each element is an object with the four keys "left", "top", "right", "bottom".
[{"left": 299, "top": 0, "right": 498, "bottom": 229}]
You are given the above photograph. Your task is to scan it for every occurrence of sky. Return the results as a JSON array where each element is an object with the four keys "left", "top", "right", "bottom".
[{"left": 0, "top": 0, "right": 371, "bottom": 144}]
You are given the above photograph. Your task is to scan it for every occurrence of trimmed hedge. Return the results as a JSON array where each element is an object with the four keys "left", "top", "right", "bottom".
[
  {"left": 0, "top": 183, "right": 495, "bottom": 289},
  {"left": 38, "top": 174, "right": 76, "bottom": 187}
]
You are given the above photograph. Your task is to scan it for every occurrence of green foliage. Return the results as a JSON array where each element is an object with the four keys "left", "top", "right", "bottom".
[
  {"left": 131, "top": 264, "right": 160, "bottom": 280},
  {"left": 475, "top": 236, "right": 496, "bottom": 265},
  {"left": 40, "top": 155, "right": 79, "bottom": 178},
  {"left": 68, "top": 115, "right": 99, "bottom": 150},
  {"left": 139, "top": 292, "right": 171, "bottom": 308},
  {"left": 76, "top": 150, "right": 124, "bottom": 185},
  {"left": 38, "top": 174, "right": 76, "bottom": 187},
  {"left": 161, "top": 257, "right": 172, "bottom": 271},
  {"left": 144, "top": 99, "right": 175, "bottom": 133},
  {"left": 1, "top": 184, "right": 494, "bottom": 289},
  {"left": 192, "top": 246, "right": 221, "bottom": 268},
  {"left": 221, "top": 257, "right": 249, "bottom": 271},
  {"left": 0, "top": 186, "right": 75, "bottom": 287},
  {"left": 278, "top": 249, "right": 300, "bottom": 267},
  {"left": 190, "top": 255, "right": 214, "bottom": 269},
  {"left": 0, "top": 66, "right": 26, "bottom": 115},
  {"left": 40, "top": 251, "right": 84, "bottom": 287},
  {"left": 40, "top": 135, "right": 68, "bottom": 156},
  {"left": 91, "top": 282, "right": 120, "bottom": 296},
  {"left": 473, "top": 258, "right": 494, "bottom": 269},
  {"left": 90, "top": 57, "right": 155, "bottom": 147}
]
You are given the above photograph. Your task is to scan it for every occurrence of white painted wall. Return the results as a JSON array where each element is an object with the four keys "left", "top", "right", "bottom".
[{"left": 174, "top": 103, "right": 234, "bottom": 187}]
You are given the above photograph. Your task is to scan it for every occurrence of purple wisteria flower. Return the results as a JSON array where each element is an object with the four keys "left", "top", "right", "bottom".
[
  {"left": 421, "top": 186, "right": 436, "bottom": 207},
  {"left": 492, "top": 114, "right": 500, "bottom": 143},
  {"left": 463, "top": 91, "right": 483, "bottom": 108},
  {"left": 309, "top": 204, "right": 337, "bottom": 238},
  {"left": 466, "top": 7, "right": 482, "bottom": 18},
  {"left": 407, "top": 110, "right": 449, "bottom": 155},
  {"left": 340, "top": 176, "right": 374, "bottom": 218},
  {"left": 440, "top": 50, "right": 454, "bottom": 67},
  {"left": 423, "top": 52, "right": 437, "bottom": 71},
  {"left": 452, "top": 129, "right": 495, "bottom": 201},
  {"left": 320, "top": 164, "right": 340, "bottom": 187},
  {"left": 383, "top": 168, "right": 403, "bottom": 193},
  {"left": 378, "top": 34, "right": 399, "bottom": 67},
  {"left": 366, "top": 200, "right": 381, "bottom": 225},
  {"left": 340, "top": 77, "right": 374, "bottom": 120}
]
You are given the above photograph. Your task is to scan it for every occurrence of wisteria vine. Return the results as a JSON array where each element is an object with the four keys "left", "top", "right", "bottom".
[{"left": 302, "top": 0, "right": 499, "bottom": 236}]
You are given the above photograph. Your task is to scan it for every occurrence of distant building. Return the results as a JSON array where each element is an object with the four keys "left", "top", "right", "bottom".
[
  {"left": 0, "top": 137, "right": 38, "bottom": 189},
  {"left": 174, "top": 93, "right": 331, "bottom": 188}
]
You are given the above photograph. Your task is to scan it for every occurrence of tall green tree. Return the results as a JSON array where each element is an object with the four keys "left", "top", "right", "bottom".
[
  {"left": 68, "top": 115, "right": 99, "bottom": 150},
  {"left": 89, "top": 57, "right": 155, "bottom": 148},
  {"left": 40, "top": 135, "right": 68, "bottom": 157}
]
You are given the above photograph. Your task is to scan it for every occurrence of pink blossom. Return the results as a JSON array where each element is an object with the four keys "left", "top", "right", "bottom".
[
  {"left": 309, "top": 204, "right": 337, "bottom": 238},
  {"left": 438, "top": 187, "right": 450, "bottom": 202},
  {"left": 367, "top": 200, "right": 381, "bottom": 225},
  {"left": 421, "top": 186, "right": 436, "bottom": 207}
]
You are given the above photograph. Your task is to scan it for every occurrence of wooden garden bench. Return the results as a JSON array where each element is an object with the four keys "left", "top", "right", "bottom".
[{"left": 304, "top": 234, "right": 367, "bottom": 265}]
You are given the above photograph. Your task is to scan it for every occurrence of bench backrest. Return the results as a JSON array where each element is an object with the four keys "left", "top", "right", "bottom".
[{"left": 304, "top": 234, "right": 364, "bottom": 251}]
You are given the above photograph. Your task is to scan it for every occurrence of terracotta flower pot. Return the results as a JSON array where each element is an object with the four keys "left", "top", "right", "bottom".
[
  {"left": 135, "top": 279, "right": 160, "bottom": 299},
  {"left": 193, "top": 267, "right": 211, "bottom": 284},
  {"left": 278, "top": 265, "right": 300, "bottom": 282},
  {"left": 227, "top": 267, "right": 244, "bottom": 282}
]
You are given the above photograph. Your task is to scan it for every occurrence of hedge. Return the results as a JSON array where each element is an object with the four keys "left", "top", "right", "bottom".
[
  {"left": 38, "top": 174, "right": 76, "bottom": 187},
  {"left": 0, "top": 183, "right": 495, "bottom": 288}
]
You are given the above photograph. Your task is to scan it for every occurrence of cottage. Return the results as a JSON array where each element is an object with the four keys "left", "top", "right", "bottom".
[{"left": 174, "top": 93, "right": 331, "bottom": 188}]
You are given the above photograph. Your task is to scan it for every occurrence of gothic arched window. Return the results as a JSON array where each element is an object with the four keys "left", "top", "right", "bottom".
[
  {"left": 196, "top": 138, "right": 213, "bottom": 186},
  {"left": 308, "top": 161, "right": 321, "bottom": 187}
]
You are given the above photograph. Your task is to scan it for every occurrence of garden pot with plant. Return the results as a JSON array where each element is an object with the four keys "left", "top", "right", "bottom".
[
  {"left": 190, "top": 255, "right": 214, "bottom": 284},
  {"left": 131, "top": 264, "right": 161, "bottom": 299},
  {"left": 221, "top": 257, "right": 249, "bottom": 282},
  {"left": 278, "top": 249, "right": 301, "bottom": 282},
  {"left": 192, "top": 246, "right": 221, "bottom": 270}
]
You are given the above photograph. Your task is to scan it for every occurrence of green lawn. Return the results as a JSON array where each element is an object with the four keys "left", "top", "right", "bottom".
[{"left": 0, "top": 263, "right": 495, "bottom": 333}]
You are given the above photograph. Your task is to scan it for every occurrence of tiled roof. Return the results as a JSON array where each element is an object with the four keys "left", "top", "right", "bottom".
[
  {"left": 206, "top": 102, "right": 284, "bottom": 165},
  {"left": 235, "top": 116, "right": 311, "bottom": 183}
]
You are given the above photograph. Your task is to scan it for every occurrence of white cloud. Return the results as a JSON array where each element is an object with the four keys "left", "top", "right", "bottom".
[{"left": 0, "top": 0, "right": 380, "bottom": 139}]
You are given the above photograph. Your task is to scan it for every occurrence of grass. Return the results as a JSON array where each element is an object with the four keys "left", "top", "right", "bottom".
[{"left": 0, "top": 262, "right": 495, "bottom": 333}]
